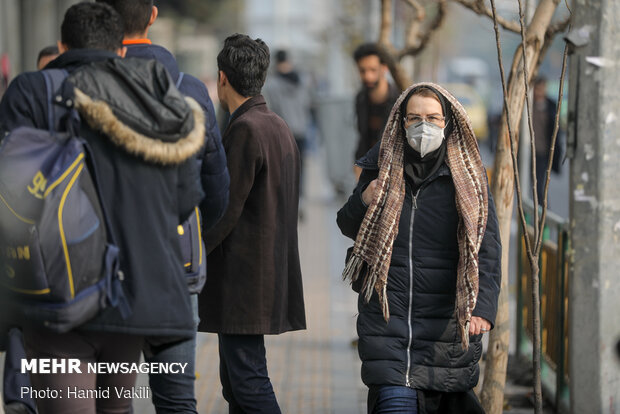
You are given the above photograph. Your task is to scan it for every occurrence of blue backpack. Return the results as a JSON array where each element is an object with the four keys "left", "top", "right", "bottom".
[{"left": 0, "top": 69, "right": 129, "bottom": 332}]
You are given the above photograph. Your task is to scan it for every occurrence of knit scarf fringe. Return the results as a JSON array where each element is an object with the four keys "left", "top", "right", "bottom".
[{"left": 342, "top": 254, "right": 390, "bottom": 321}]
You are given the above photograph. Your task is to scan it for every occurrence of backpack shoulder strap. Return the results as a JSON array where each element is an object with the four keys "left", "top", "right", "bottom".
[
  {"left": 176, "top": 72, "right": 185, "bottom": 89},
  {"left": 41, "top": 69, "right": 69, "bottom": 132}
]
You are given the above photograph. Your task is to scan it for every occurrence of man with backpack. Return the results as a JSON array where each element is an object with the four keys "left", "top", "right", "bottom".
[
  {"left": 0, "top": 3, "right": 204, "bottom": 413},
  {"left": 94, "top": 1, "right": 229, "bottom": 412}
]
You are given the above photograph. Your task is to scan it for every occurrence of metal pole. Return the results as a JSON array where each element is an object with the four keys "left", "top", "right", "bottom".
[{"left": 568, "top": 0, "right": 620, "bottom": 411}]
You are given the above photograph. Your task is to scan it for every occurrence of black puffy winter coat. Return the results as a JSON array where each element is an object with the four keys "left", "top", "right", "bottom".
[{"left": 336, "top": 145, "right": 501, "bottom": 392}]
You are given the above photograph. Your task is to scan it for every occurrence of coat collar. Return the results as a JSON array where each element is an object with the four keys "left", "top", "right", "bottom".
[
  {"left": 46, "top": 48, "right": 119, "bottom": 72},
  {"left": 228, "top": 95, "right": 267, "bottom": 126}
]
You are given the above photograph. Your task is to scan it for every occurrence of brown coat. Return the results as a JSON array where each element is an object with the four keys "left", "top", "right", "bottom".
[{"left": 198, "top": 95, "right": 306, "bottom": 335}]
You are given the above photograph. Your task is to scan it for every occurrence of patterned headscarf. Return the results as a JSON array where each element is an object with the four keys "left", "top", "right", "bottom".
[{"left": 342, "top": 82, "right": 488, "bottom": 349}]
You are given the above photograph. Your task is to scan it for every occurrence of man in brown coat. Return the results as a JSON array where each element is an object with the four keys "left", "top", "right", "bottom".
[{"left": 198, "top": 34, "right": 306, "bottom": 413}]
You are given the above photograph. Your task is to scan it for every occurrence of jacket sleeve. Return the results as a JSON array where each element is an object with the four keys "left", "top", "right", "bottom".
[
  {"left": 0, "top": 72, "right": 48, "bottom": 138},
  {"left": 179, "top": 77, "right": 230, "bottom": 231},
  {"left": 336, "top": 168, "right": 378, "bottom": 240},
  {"left": 197, "top": 97, "right": 230, "bottom": 231},
  {"left": 177, "top": 157, "right": 205, "bottom": 223},
  {"left": 472, "top": 188, "right": 502, "bottom": 328},
  {"left": 203, "top": 122, "right": 262, "bottom": 253}
]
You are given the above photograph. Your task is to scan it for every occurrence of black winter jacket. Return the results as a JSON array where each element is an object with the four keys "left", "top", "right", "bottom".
[
  {"left": 0, "top": 49, "right": 204, "bottom": 340},
  {"left": 354, "top": 83, "right": 400, "bottom": 159},
  {"left": 336, "top": 144, "right": 501, "bottom": 392}
]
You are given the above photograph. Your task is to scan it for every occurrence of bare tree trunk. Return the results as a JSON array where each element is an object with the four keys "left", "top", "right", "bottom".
[
  {"left": 377, "top": 0, "right": 446, "bottom": 91},
  {"left": 529, "top": 259, "right": 543, "bottom": 411},
  {"left": 481, "top": 0, "right": 561, "bottom": 412},
  {"left": 382, "top": 51, "right": 413, "bottom": 91},
  {"left": 379, "top": 0, "right": 392, "bottom": 45}
]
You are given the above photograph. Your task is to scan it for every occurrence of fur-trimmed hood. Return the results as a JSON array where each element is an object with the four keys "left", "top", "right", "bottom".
[{"left": 68, "top": 57, "right": 204, "bottom": 165}]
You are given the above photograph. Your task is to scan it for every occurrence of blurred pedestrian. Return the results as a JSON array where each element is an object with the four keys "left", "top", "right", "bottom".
[
  {"left": 263, "top": 49, "right": 312, "bottom": 214},
  {"left": 337, "top": 83, "right": 501, "bottom": 413},
  {"left": 36, "top": 45, "right": 59, "bottom": 70},
  {"left": 96, "top": 1, "right": 229, "bottom": 412},
  {"left": 532, "top": 76, "right": 562, "bottom": 204},
  {"left": 352, "top": 43, "right": 400, "bottom": 180},
  {"left": 198, "top": 34, "right": 306, "bottom": 414}
]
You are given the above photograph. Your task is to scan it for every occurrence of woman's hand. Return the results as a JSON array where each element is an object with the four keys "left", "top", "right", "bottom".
[
  {"left": 362, "top": 179, "right": 378, "bottom": 206},
  {"left": 469, "top": 316, "right": 491, "bottom": 335}
]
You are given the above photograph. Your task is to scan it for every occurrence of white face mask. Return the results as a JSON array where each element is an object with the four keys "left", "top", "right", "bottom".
[{"left": 405, "top": 121, "right": 445, "bottom": 157}]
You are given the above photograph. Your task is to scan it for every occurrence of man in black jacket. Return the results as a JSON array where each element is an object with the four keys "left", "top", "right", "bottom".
[
  {"left": 352, "top": 43, "right": 400, "bottom": 180},
  {"left": 95, "top": 1, "right": 230, "bottom": 412},
  {"left": 0, "top": 3, "right": 204, "bottom": 413}
]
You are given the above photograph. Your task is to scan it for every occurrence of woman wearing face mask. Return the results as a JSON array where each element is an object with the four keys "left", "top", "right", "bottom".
[{"left": 337, "top": 83, "right": 501, "bottom": 414}]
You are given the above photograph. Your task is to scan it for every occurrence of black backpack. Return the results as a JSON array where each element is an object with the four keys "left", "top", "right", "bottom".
[{"left": 0, "top": 69, "right": 129, "bottom": 332}]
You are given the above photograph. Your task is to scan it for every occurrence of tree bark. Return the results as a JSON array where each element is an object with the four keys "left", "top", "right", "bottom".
[
  {"left": 380, "top": 0, "right": 392, "bottom": 46},
  {"left": 480, "top": 0, "right": 561, "bottom": 412},
  {"left": 377, "top": 0, "right": 446, "bottom": 91},
  {"left": 382, "top": 51, "right": 413, "bottom": 91}
]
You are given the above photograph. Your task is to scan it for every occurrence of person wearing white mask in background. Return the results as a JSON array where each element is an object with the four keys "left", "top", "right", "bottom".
[{"left": 337, "top": 83, "right": 501, "bottom": 414}]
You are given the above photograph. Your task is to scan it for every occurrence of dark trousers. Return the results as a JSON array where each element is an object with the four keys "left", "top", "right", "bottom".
[
  {"left": 3, "top": 328, "right": 37, "bottom": 414},
  {"left": 22, "top": 328, "right": 142, "bottom": 414},
  {"left": 368, "top": 385, "right": 418, "bottom": 413},
  {"left": 417, "top": 389, "right": 484, "bottom": 414},
  {"left": 218, "top": 334, "right": 281, "bottom": 414},
  {"left": 367, "top": 386, "right": 484, "bottom": 414},
  {"left": 145, "top": 294, "right": 199, "bottom": 414}
]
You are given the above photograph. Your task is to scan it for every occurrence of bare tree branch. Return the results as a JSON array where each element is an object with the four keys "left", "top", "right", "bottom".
[
  {"left": 536, "top": 15, "right": 570, "bottom": 67},
  {"left": 403, "top": 0, "right": 426, "bottom": 47},
  {"left": 537, "top": 43, "right": 569, "bottom": 254},
  {"left": 404, "top": 0, "right": 426, "bottom": 20},
  {"left": 488, "top": 0, "right": 533, "bottom": 274},
  {"left": 518, "top": 1, "right": 540, "bottom": 248},
  {"left": 452, "top": 0, "right": 521, "bottom": 33},
  {"left": 516, "top": 0, "right": 543, "bottom": 411},
  {"left": 546, "top": 15, "right": 571, "bottom": 38},
  {"left": 380, "top": 44, "right": 413, "bottom": 90},
  {"left": 380, "top": 0, "right": 394, "bottom": 47},
  {"left": 398, "top": 0, "right": 447, "bottom": 58},
  {"left": 536, "top": 16, "right": 569, "bottom": 91}
]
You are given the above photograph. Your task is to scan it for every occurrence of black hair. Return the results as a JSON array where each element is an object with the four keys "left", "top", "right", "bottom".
[
  {"left": 96, "top": 0, "right": 153, "bottom": 36},
  {"left": 61, "top": 2, "right": 124, "bottom": 52},
  {"left": 37, "top": 45, "right": 59, "bottom": 64},
  {"left": 275, "top": 50, "right": 287, "bottom": 64},
  {"left": 217, "top": 34, "right": 270, "bottom": 98},
  {"left": 353, "top": 43, "right": 387, "bottom": 64}
]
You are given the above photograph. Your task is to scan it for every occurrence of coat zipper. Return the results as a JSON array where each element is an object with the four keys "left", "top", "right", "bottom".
[{"left": 405, "top": 188, "right": 420, "bottom": 387}]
